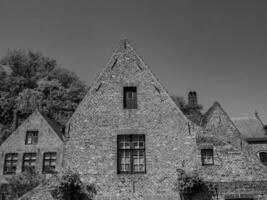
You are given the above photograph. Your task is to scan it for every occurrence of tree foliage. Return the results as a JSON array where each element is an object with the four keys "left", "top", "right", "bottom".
[
  {"left": 171, "top": 95, "right": 203, "bottom": 124},
  {"left": 176, "top": 169, "right": 216, "bottom": 200},
  {"left": 51, "top": 169, "right": 96, "bottom": 200},
  {"left": 0, "top": 50, "right": 88, "bottom": 141}
]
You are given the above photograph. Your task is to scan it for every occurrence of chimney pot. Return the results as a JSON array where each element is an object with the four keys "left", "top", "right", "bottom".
[{"left": 188, "top": 91, "right": 198, "bottom": 106}]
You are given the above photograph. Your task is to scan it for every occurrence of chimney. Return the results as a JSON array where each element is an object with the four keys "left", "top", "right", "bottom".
[
  {"left": 188, "top": 91, "right": 197, "bottom": 107},
  {"left": 13, "top": 109, "right": 19, "bottom": 130}
]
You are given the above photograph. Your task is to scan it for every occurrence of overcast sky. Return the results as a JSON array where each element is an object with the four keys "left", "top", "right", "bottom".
[{"left": 0, "top": 0, "right": 267, "bottom": 122}]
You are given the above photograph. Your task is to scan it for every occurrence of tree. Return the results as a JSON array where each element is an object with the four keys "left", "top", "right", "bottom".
[
  {"left": 171, "top": 95, "right": 187, "bottom": 112},
  {"left": 0, "top": 50, "right": 88, "bottom": 142},
  {"left": 171, "top": 95, "right": 203, "bottom": 124}
]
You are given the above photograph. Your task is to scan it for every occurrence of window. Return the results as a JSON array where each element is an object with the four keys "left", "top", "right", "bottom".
[
  {"left": 3, "top": 153, "right": 18, "bottom": 174},
  {"left": 258, "top": 152, "right": 267, "bottom": 166},
  {"left": 117, "top": 135, "right": 145, "bottom": 173},
  {"left": 201, "top": 149, "right": 214, "bottom": 165},
  {"left": 25, "top": 131, "right": 38, "bottom": 145},
  {"left": 123, "top": 87, "right": 137, "bottom": 109},
  {"left": 22, "top": 153, "right": 37, "bottom": 172},
  {"left": 43, "top": 152, "right": 57, "bottom": 173}
]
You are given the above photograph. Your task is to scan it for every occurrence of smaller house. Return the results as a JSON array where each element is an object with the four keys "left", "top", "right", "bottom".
[{"left": 0, "top": 109, "right": 64, "bottom": 193}]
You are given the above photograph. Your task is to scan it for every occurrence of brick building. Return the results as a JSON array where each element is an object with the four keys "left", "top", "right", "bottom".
[
  {"left": 2, "top": 39, "right": 267, "bottom": 200},
  {"left": 0, "top": 110, "right": 64, "bottom": 187},
  {"left": 62, "top": 40, "right": 267, "bottom": 200},
  {"left": 232, "top": 113, "right": 267, "bottom": 166}
]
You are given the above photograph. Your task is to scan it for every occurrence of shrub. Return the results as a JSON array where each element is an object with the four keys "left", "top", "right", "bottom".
[
  {"left": 176, "top": 169, "right": 216, "bottom": 200},
  {"left": 51, "top": 169, "right": 96, "bottom": 200},
  {"left": 4, "top": 168, "right": 44, "bottom": 199}
]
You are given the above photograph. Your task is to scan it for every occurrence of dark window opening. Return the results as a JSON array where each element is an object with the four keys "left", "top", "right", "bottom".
[
  {"left": 25, "top": 131, "right": 38, "bottom": 145},
  {"left": 117, "top": 134, "right": 145, "bottom": 174},
  {"left": 43, "top": 152, "right": 57, "bottom": 174},
  {"left": 22, "top": 153, "right": 37, "bottom": 172},
  {"left": 123, "top": 87, "right": 137, "bottom": 109},
  {"left": 3, "top": 153, "right": 18, "bottom": 175},
  {"left": 259, "top": 152, "right": 267, "bottom": 166},
  {"left": 201, "top": 149, "right": 214, "bottom": 166}
]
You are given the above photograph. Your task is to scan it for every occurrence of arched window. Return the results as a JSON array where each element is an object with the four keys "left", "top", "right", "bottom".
[{"left": 258, "top": 151, "right": 267, "bottom": 166}]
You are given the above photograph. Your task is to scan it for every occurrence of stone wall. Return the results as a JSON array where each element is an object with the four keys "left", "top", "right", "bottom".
[
  {"left": 248, "top": 143, "right": 267, "bottom": 159},
  {"left": 198, "top": 103, "right": 267, "bottom": 200},
  {"left": 63, "top": 40, "right": 200, "bottom": 200}
]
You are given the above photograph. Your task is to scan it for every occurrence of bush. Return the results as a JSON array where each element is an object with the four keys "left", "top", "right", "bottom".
[
  {"left": 51, "top": 169, "right": 96, "bottom": 200},
  {"left": 4, "top": 168, "right": 45, "bottom": 199},
  {"left": 176, "top": 169, "right": 216, "bottom": 200}
]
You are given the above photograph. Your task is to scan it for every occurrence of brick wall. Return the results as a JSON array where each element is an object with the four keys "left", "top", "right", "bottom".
[{"left": 0, "top": 110, "right": 64, "bottom": 181}]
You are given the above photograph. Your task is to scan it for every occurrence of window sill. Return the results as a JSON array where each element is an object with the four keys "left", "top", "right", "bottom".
[{"left": 117, "top": 171, "right": 146, "bottom": 175}]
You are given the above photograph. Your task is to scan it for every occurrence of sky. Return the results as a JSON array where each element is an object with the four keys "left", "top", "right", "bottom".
[{"left": 0, "top": 0, "right": 267, "bottom": 122}]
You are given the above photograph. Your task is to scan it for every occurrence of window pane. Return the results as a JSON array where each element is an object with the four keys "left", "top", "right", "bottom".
[
  {"left": 4, "top": 153, "right": 18, "bottom": 174},
  {"left": 118, "top": 135, "right": 130, "bottom": 149},
  {"left": 259, "top": 152, "right": 267, "bottom": 162},
  {"left": 117, "top": 134, "right": 145, "bottom": 173},
  {"left": 6, "top": 156, "right": 12, "bottom": 161},
  {"left": 123, "top": 87, "right": 137, "bottom": 109},
  {"left": 23, "top": 153, "right": 37, "bottom": 171},
  {"left": 201, "top": 149, "right": 214, "bottom": 165},
  {"left": 43, "top": 152, "right": 57, "bottom": 173},
  {"left": 132, "top": 150, "right": 145, "bottom": 172},
  {"left": 26, "top": 131, "right": 38, "bottom": 145},
  {"left": 132, "top": 135, "right": 145, "bottom": 149}
]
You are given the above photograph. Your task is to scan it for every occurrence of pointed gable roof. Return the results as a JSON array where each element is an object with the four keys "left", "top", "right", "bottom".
[
  {"left": 201, "top": 101, "right": 239, "bottom": 131},
  {"left": 232, "top": 116, "right": 267, "bottom": 142},
  {"left": 67, "top": 39, "right": 188, "bottom": 124},
  {"left": 38, "top": 110, "right": 64, "bottom": 141},
  {"left": 0, "top": 109, "right": 63, "bottom": 145},
  {"left": 200, "top": 101, "right": 244, "bottom": 148}
]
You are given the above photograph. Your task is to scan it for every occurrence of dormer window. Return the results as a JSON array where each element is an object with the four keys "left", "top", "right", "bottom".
[
  {"left": 25, "top": 131, "right": 38, "bottom": 145},
  {"left": 123, "top": 87, "right": 137, "bottom": 109},
  {"left": 201, "top": 149, "right": 214, "bottom": 166},
  {"left": 258, "top": 151, "right": 267, "bottom": 166}
]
